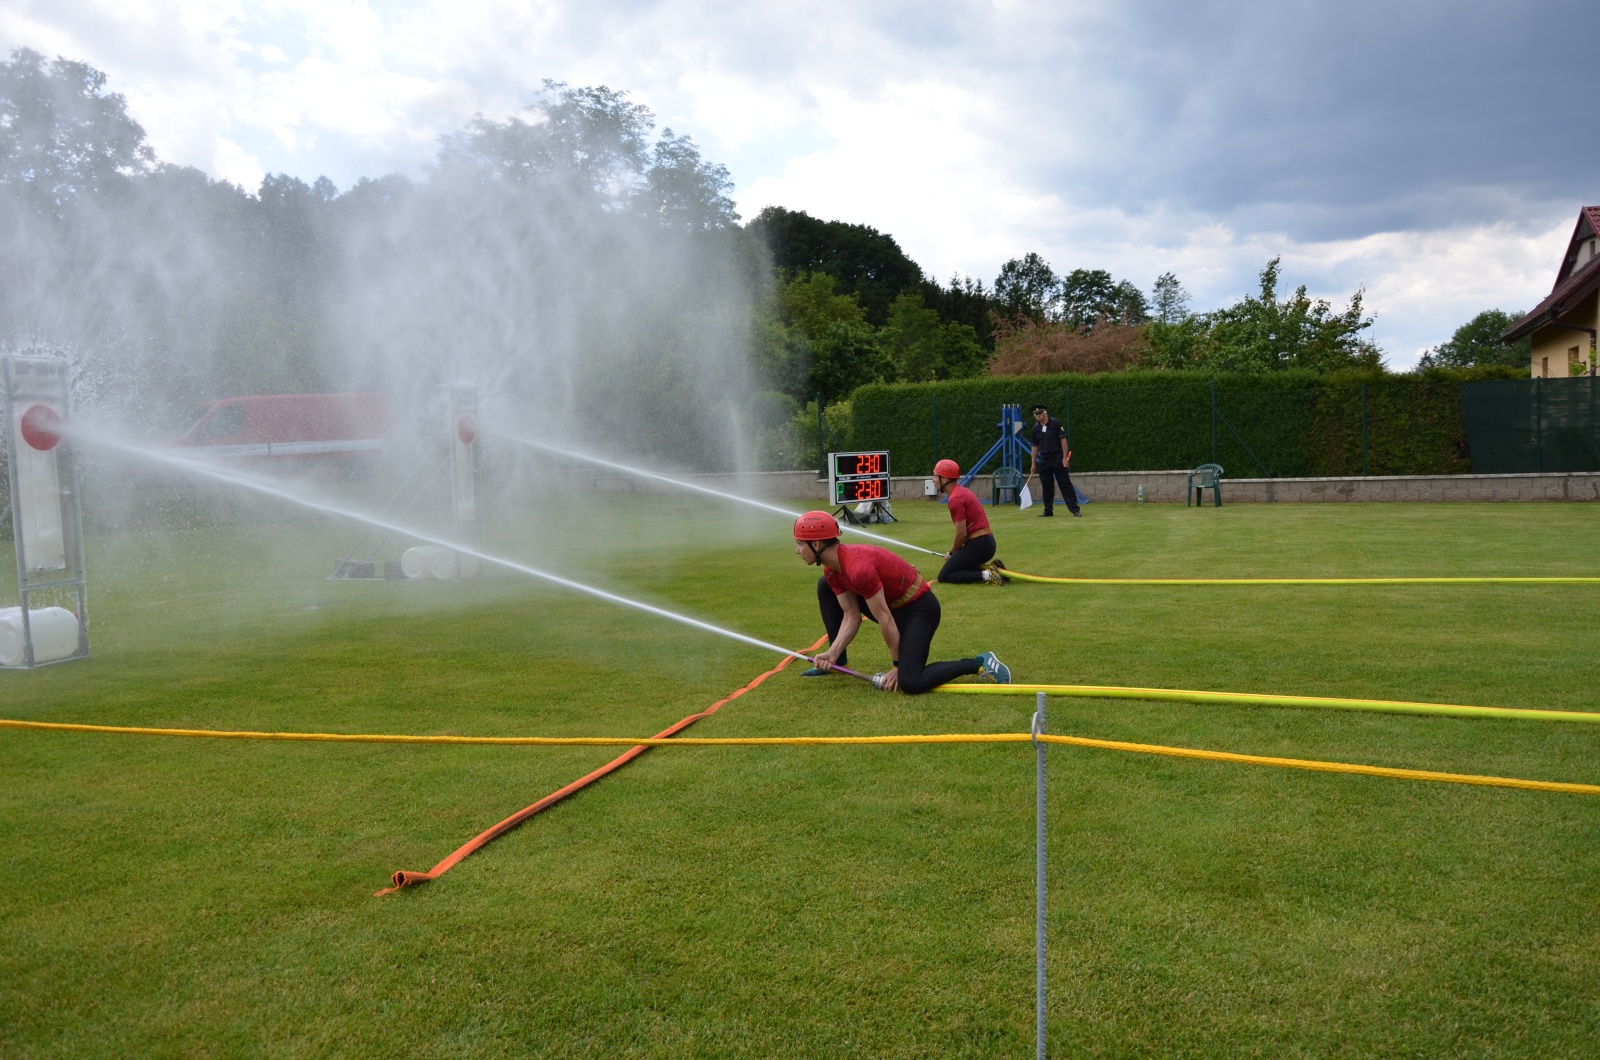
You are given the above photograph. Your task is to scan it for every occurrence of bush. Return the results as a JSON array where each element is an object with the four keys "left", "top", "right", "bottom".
[
  {"left": 987, "top": 315, "right": 1147, "bottom": 375},
  {"left": 849, "top": 370, "right": 1481, "bottom": 477},
  {"left": 758, "top": 398, "right": 851, "bottom": 471}
]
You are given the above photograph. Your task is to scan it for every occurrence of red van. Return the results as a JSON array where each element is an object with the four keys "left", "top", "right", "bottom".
[{"left": 169, "top": 394, "right": 393, "bottom": 473}]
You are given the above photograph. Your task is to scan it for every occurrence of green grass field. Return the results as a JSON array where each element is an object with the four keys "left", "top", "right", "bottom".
[{"left": 3, "top": 496, "right": 1599, "bottom": 1057}]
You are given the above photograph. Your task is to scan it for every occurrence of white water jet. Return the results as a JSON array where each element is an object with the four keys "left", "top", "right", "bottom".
[
  {"left": 492, "top": 429, "right": 946, "bottom": 558},
  {"left": 76, "top": 427, "right": 813, "bottom": 665}
]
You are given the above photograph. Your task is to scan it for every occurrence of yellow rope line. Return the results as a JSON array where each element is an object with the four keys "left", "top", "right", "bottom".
[
  {"left": 933, "top": 683, "right": 1600, "bottom": 725},
  {"left": 1001, "top": 570, "right": 1600, "bottom": 586},
  {"left": 2, "top": 718, "right": 1596, "bottom": 796}
]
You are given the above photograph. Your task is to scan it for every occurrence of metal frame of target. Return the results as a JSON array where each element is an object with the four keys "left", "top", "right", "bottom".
[
  {"left": 445, "top": 384, "right": 482, "bottom": 549},
  {"left": 1, "top": 356, "right": 89, "bottom": 668}
]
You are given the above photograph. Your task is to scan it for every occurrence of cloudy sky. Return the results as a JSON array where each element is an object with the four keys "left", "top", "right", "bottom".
[{"left": 5, "top": 0, "right": 1595, "bottom": 366}]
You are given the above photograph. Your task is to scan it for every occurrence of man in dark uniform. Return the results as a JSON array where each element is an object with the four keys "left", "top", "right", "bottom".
[{"left": 1027, "top": 403, "right": 1081, "bottom": 517}]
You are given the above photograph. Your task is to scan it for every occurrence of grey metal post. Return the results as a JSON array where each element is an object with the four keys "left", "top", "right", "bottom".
[
  {"left": 1209, "top": 381, "right": 1218, "bottom": 466},
  {"left": 1032, "top": 690, "right": 1047, "bottom": 1059},
  {"left": 816, "top": 392, "right": 826, "bottom": 473},
  {"left": 1360, "top": 383, "right": 1368, "bottom": 476},
  {"left": 931, "top": 394, "right": 939, "bottom": 472},
  {"left": 1535, "top": 378, "right": 1542, "bottom": 474}
]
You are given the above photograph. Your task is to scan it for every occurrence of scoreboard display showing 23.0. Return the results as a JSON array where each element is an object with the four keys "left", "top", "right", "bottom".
[{"left": 828, "top": 451, "right": 891, "bottom": 504}]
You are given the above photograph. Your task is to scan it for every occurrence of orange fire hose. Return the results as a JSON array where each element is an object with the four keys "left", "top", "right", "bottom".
[{"left": 375, "top": 635, "right": 829, "bottom": 896}]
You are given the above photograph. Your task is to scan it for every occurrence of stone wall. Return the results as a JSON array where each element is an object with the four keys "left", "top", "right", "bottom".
[{"left": 593, "top": 468, "right": 1600, "bottom": 503}]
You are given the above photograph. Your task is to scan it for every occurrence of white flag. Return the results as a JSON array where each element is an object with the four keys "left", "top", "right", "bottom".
[{"left": 1019, "top": 483, "right": 1034, "bottom": 510}]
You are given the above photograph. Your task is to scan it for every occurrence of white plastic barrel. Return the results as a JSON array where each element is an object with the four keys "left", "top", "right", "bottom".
[
  {"left": 0, "top": 606, "right": 80, "bottom": 667},
  {"left": 427, "top": 547, "right": 459, "bottom": 581},
  {"left": 400, "top": 546, "right": 439, "bottom": 580}
]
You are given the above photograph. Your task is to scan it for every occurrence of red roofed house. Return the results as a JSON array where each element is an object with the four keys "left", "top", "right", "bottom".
[{"left": 1503, "top": 207, "right": 1600, "bottom": 377}]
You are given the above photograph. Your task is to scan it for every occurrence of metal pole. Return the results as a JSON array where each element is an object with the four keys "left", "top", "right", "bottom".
[
  {"left": 816, "top": 392, "right": 825, "bottom": 474},
  {"left": 1535, "top": 378, "right": 1542, "bottom": 474},
  {"left": 1360, "top": 382, "right": 1368, "bottom": 476},
  {"left": 3, "top": 362, "right": 37, "bottom": 666},
  {"left": 931, "top": 394, "right": 939, "bottom": 473},
  {"left": 1033, "top": 690, "right": 1048, "bottom": 1059},
  {"left": 1210, "top": 381, "right": 1218, "bottom": 466},
  {"left": 65, "top": 428, "right": 89, "bottom": 657}
]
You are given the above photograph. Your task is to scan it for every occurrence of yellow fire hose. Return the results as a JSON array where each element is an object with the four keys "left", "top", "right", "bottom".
[
  {"left": 932, "top": 683, "right": 1600, "bottom": 724},
  {"left": 999, "top": 570, "right": 1600, "bottom": 586},
  {"left": 2, "top": 717, "right": 1597, "bottom": 797}
]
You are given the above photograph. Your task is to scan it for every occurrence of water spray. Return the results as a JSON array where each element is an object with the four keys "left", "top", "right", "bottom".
[
  {"left": 492, "top": 430, "right": 946, "bottom": 558},
  {"left": 73, "top": 427, "right": 844, "bottom": 673}
]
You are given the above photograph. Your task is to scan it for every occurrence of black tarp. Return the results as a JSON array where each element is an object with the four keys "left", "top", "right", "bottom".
[{"left": 1461, "top": 378, "right": 1600, "bottom": 473}]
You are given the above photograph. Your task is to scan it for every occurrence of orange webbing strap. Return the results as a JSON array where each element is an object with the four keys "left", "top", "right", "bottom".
[{"left": 375, "top": 636, "right": 828, "bottom": 896}]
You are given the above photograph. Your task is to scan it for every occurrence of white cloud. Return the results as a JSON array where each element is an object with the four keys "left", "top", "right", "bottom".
[
  {"left": 3, "top": 0, "right": 1590, "bottom": 361},
  {"left": 210, "top": 137, "right": 264, "bottom": 189}
]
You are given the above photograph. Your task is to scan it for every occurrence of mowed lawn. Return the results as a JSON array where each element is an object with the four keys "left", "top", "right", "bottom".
[{"left": 2, "top": 495, "right": 1599, "bottom": 1057}]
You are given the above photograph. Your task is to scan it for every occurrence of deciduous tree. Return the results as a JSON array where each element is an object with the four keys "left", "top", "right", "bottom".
[
  {"left": 993, "top": 252, "right": 1058, "bottom": 320},
  {"left": 0, "top": 47, "right": 153, "bottom": 213},
  {"left": 1416, "top": 309, "right": 1530, "bottom": 370},
  {"left": 746, "top": 206, "right": 923, "bottom": 325}
]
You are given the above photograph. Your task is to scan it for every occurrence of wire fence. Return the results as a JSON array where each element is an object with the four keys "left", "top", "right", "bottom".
[
  {"left": 831, "top": 383, "right": 1374, "bottom": 478},
  {"left": 766, "top": 377, "right": 1600, "bottom": 478},
  {"left": 1461, "top": 377, "right": 1600, "bottom": 473}
]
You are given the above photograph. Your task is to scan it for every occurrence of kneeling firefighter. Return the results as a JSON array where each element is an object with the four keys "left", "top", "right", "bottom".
[
  {"left": 792, "top": 510, "right": 1010, "bottom": 693},
  {"left": 932, "top": 458, "right": 1006, "bottom": 585}
]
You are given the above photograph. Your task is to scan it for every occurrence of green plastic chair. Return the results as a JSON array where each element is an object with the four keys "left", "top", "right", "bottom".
[
  {"left": 1187, "top": 463, "right": 1224, "bottom": 507},
  {"left": 991, "top": 466, "right": 1024, "bottom": 505}
]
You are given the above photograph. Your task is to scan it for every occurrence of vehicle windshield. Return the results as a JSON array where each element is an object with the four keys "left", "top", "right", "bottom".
[{"left": 188, "top": 404, "right": 245, "bottom": 443}]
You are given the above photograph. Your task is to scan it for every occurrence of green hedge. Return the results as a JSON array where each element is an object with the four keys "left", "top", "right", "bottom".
[{"left": 847, "top": 368, "right": 1509, "bottom": 477}]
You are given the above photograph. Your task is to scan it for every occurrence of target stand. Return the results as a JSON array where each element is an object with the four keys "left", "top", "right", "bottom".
[
  {"left": 445, "top": 384, "right": 482, "bottom": 550},
  {"left": 1, "top": 356, "right": 89, "bottom": 668},
  {"left": 329, "top": 384, "right": 482, "bottom": 581}
]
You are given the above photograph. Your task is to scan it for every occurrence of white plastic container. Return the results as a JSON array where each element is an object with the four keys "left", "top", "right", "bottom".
[
  {"left": 426, "top": 547, "right": 459, "bottom": 581},
  {"left": 400, "top": 546, "right": 439, "bottom": 580},
  {"left": 0, "top": 606, "right": 80, "bottom": 667}
]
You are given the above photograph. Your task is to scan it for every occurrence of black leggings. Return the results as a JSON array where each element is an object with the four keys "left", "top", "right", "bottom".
[
  {"left": 816, "top": 579, "right": 980, "bottom": 694},
  {"left": 938, "top": 533, "right": 996, "bottom": 584}
]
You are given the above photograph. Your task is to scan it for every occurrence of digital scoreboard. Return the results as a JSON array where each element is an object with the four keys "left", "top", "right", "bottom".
[{"left": 828, "top": 451, "right": 891, "bottom": 505}]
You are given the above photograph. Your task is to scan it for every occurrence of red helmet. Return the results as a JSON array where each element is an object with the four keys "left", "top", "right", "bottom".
[
  {"left": 793, "top": 510, "right": 840, "bottom": 540},
  {"left": 933, "top": 459, "right": 960, "bottom": 479}
]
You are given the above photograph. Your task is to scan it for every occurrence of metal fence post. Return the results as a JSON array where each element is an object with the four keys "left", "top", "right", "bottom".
[
  {"left": 1032, "top": 690, "right": 1048, "bottom": 1059},
  {"left": 931, "top": 394, "right": 939, "bottom": 472},
  {"left": 1210, "top": 380, "right": 1218, "bottom": 466},
  {"left": 1360, "top": 383, "right": 1369, "bottom": 476},
  {"left": 1535, "top": 378, "right": 1542, "bottom": 474},
  {"left": 816, "top": 391, "right": 826, "bottom": 472}
]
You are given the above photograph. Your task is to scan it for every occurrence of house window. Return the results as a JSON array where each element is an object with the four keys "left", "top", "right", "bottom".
[
  {"left": 1572, "top": 347, "right": 1583, "bottom": 376},
  {"left": 1541, "top": 356, "right": 1549, "bottom": 377}
]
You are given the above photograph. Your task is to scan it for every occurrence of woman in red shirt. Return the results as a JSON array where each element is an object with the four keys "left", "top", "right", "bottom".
[
  {"left": 932, "top": 459, "right": 1005, "bottom": 585},
  {"left": 792, "top": 511, "right": 1011, "bottom": 693}
]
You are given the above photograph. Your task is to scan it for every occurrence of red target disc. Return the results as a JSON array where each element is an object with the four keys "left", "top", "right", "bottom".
[
  {"left": 456, "top": 415, "right": 477, "bottom": 445},
  {"left": 19, "top": 405, "right": 62, "bottom": 451}
]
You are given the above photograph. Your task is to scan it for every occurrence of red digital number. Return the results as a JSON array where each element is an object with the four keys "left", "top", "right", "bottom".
[
  {"left": 860, "top": 453, "right": 881, "bottom": 474},
  {"left": 853, "top": 479, "right": 883, "bottom": 500}
]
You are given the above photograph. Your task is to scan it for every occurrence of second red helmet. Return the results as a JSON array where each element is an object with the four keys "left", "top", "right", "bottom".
[{"left": 933, "top": 459, "right": 960, "bottom": 479}]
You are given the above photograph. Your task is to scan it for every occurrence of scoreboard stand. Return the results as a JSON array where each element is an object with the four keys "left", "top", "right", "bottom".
[{"left": 827, "top": 451, "right": 896, "bottom": 524}]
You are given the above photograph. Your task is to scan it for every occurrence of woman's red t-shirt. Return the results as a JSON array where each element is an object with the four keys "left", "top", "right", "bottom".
[
  {"left": 823, "top": 544, "right": 929, "bottom": 607},
  {"left": 946, "top": 484, "right": 991, "bottom": 536}
]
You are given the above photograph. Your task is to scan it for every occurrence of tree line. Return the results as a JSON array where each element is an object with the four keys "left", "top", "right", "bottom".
[
  {"left": 0, "top": 48, "right": 764, "bottom": 465},
  {"left": 1, "top": 47, "right": 1530, "bottom": 463}
]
